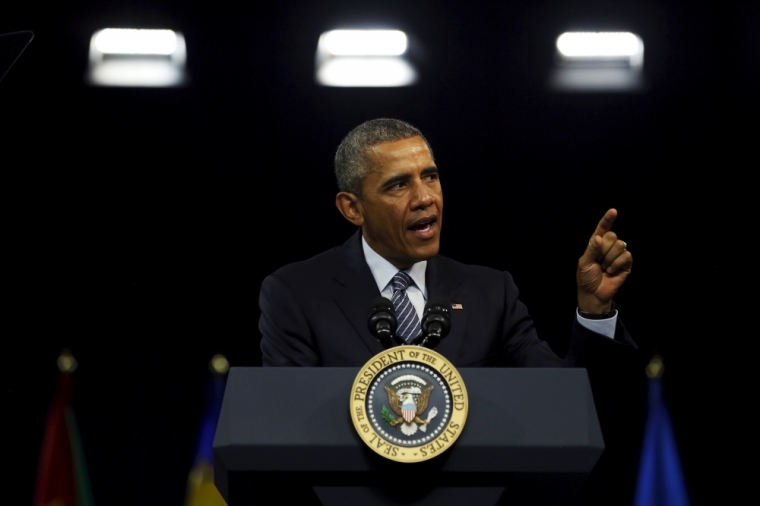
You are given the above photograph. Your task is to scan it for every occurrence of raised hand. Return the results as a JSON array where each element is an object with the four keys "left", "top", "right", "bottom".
[{"left": 576, "top": 209, "right": 633, "bottom": 314}]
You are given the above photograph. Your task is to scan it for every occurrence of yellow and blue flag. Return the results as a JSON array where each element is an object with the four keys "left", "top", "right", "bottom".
[{"left": 185, "top": 355, "right": 229, "bottom": 506}]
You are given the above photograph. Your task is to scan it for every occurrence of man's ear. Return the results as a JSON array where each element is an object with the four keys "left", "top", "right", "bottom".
[{"left": 335, "top": 192, "right": 364, "bottom": 226}]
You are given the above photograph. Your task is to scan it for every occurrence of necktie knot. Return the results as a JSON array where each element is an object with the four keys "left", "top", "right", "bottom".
[{"left": 393, "top": 271, "right": 412, "bottom": 291}]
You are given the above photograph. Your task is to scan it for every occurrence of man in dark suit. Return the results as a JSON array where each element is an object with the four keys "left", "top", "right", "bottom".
[{"left": 260, "top": 118, "right": 636, "bottom": 368}]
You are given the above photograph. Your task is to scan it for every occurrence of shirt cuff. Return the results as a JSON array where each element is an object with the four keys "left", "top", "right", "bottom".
[{"left": 576, "top": 310, "right": 617, "bottom": 339}]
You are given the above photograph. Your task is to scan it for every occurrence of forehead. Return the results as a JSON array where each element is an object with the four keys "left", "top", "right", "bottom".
[{"left": 366, "top": 136, "right": 435, "bottom": 177}]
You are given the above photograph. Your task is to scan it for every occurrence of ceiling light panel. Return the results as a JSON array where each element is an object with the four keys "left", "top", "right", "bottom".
[
  {"left": 86, "top": 28, "right": 187, "bottom": 87},
  {"left": 550, "top": 31, "right": 645, "bottom": 92},
  {"left": 315, "top": 29, "right": 416, "bottom": 87}
]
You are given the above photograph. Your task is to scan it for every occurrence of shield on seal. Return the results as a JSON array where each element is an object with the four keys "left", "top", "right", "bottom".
[{"left": 402, "top": 404, "right": 416, "bottom": 423}]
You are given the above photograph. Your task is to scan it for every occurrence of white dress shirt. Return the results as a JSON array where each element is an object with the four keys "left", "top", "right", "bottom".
[
  {"left": 361, "top": 235, "right": 616, "bottom": 339},
  {"left": 362, "top": 236, "right": 428, "bottom": 318}
]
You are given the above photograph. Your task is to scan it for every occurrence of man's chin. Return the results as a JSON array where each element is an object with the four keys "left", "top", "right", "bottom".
[{"left": 411, "top": 241, "right": 440, "bottom": 262}]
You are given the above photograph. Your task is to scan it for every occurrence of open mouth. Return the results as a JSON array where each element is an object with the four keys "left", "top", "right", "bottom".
[{"left": 408, "top": 216, "right": 438, "bottom": 238}]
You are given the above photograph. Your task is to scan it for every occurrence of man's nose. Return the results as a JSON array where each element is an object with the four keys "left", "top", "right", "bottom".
[{"left": 410, "top": 182, "right": 435, "bottom": 210}]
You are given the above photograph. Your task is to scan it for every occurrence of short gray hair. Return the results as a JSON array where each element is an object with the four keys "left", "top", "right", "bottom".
[{"left": 334, "top": 118, "right": 432, "bottom": 196}]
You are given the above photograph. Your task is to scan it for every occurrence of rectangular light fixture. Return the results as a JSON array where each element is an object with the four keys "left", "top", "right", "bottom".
[
  {"left": 86, "top": 28, "right": 187, "bottom": 87},
  {"left": 320, "top": 29, "right": 408, "bottom": 56},
  {"left": 315, "top": 29, "right": 417, "bottom": 87},
  {"left": 551, "top": 31, "right": 645, "bottom": 92},
  {"left": 556, "top": 32, "right": 644, "bottom": 67}
]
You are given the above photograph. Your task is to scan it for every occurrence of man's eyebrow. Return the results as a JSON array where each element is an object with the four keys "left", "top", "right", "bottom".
[
  {"left": 380, "top": 166, "right": 439, "bottom": 189},
  {"left": 381, "top": 173, "right": 411, "bottom": 189}
]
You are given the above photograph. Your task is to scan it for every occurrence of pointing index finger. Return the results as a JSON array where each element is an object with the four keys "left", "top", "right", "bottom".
[{"left": 591, "top": 208, "right": 618, "bottom": 239}]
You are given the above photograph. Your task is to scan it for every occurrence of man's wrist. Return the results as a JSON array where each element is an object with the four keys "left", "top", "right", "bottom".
[
  {"left": 577, "top": 293, "right": 612, "bottom": 314},
  {"left": 577, "top": 300, "right": 617, "bottom": 320}
]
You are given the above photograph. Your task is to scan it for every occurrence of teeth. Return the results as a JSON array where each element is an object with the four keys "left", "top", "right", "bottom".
[{"left": 409, "top": 218, "right": 435, "bottom": 230}]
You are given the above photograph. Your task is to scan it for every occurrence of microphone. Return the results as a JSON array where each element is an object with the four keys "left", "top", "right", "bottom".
[
  {"left": 368, "top": 297, "right": 399, "bottom": 349},
  {"left": 418, "top": 299, "right": 452, "bottom": 348}
]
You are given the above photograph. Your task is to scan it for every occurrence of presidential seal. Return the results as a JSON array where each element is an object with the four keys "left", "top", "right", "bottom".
[{"left": 350, "top": 346, "right": 468, "bottom": 463}]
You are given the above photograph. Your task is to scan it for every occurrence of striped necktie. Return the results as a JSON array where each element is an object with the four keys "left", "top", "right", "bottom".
[{"left": 391, "top": 271, "right": 422, "bottom": 344}]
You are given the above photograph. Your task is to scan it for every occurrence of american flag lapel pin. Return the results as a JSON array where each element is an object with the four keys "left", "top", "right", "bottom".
[{"left": 451, "top": 303, "right": 463, "bottom": 310}]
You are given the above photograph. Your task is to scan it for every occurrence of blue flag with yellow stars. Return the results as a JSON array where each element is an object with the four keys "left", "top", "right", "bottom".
[{"left": 634, "top": 356, "right": 689, "bottom": 506}]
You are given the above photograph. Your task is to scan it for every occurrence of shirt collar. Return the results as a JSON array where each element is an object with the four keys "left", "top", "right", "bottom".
[{"left": 362, "top": 235, "right": 427, "bottom": 296}]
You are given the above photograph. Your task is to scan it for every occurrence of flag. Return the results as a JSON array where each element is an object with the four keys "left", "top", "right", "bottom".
[
  {"left": 34, "top": 350, "right": 95, "bottom": 506},
  {"left": 185, "top": 355, "right": 229, "bottom": 506},
  {"left": 634, "top": 356, "right": 689, "bottom": 506}
]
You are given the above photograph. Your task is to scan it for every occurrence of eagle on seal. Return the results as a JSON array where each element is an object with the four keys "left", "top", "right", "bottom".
[{"left": 385, "top": 384, "right": 434, "bottom": 432}]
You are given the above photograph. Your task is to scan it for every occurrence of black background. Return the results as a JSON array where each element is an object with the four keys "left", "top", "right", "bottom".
[{"left": 4, "top": 0, "right": 748, "bottom": 504}]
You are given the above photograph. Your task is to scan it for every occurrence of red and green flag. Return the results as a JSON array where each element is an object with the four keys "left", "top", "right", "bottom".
[{"left": 33, "top": 351, "right": 94, "bottom": 506}]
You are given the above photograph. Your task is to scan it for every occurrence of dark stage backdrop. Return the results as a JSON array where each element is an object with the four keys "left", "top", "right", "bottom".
[{"left": 4, "top": 0, "right": 747, "bottom": 504}]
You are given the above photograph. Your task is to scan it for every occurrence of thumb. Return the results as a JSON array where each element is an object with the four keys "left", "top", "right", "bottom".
[{"left": 579, "top": 235, "right": 602, "bottom": 268}]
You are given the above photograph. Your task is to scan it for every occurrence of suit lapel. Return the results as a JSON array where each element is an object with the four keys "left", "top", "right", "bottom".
[
  {"left": 425, "top": 256, "right": 469, "bottom": 366},
  {"left": 331, "top": 230, "right": 385, "bottom": 356}
]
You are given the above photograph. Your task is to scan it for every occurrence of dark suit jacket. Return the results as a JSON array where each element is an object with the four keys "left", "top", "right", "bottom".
[{"left": 260, "top": 230, "right": 637, "bottom": 368}]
